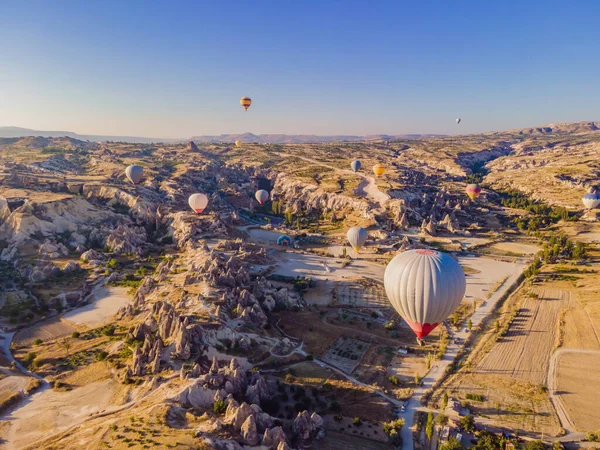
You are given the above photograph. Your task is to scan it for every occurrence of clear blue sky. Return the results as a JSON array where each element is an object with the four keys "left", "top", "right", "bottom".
[{"left": 1, "top": 0, "right": 599, "bottom": 138}]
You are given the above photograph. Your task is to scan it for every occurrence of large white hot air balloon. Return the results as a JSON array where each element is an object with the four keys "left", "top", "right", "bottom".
[
  {"left": 125, "top": 165, "right": 144, "bottom": 185},
  {"left": 582, "top": 193, "right": 600, "bottom": 209},
  {"left": 384, "top": 249, "right": 466, "bottom": 341},
  {"left": 255, "top": 189, "right": 269, "bottom": 205},
  {"left": 351, "top": 160, "right": 361, "bottom": 173},
  {"left": 346, "top": 227, "right": 368, "bottom": 252},
  {"left": 188, "top": 193, "right": 209, "bottom": 214}
]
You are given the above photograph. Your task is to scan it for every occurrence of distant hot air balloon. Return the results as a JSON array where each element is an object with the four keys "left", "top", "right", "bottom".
[
  {"left": 373, "top": 164, "right": 385, "bottom": 177},
  {"left": 255, "top": 189, "right": 269, "bottom": 205},
  {"left": 235, "top": 140, "right": 242, "bottom": 148},
  {"left": 582, "top": 193, "right": 600, "bottom": 209},
  {"left": 240, "top": 96, "right": 252, "bottom": 111},
  {"left": 456, "top": 118, "right": 461, "bottom": 124},
  {"left": 465, "top": 183, "right": 481, "bottom": 201},
  {"left": 277, "top": 235, "right": 292, "bottom": 246},
  {"left": 125, "top": 165, "right": 144, "bottom": 185},
  {"left": 351, "top": 160, "right": 361, "bottom": 173},
  {"left": 347, "top": 227, "right": 368, "bottom": 252},
  {"left": 188, "top": 193, "right": 209, "bottom": 214},
  {"left": 384, "top": 249, "right": 466, "bottom": 341}
]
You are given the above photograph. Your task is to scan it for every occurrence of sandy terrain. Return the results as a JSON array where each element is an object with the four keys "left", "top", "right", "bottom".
[
  {"left": 0, "top": 378, "right": 118, "bottom": 449},
  {"left": 63, "top": 286, "right": 130, "bottom": 327},
  {"left": 478, "top": 289, "right": 571, "bottom": 385},
  {"left": 13, "top": 317, "right": 76, "bottom": 347},
  {"left": 490, "top": 242, "right": 540, "bottom": 255}
]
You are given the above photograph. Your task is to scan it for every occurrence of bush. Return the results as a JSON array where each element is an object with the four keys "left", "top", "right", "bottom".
[
  {"left": 33, "top": 338, "right": 43, "bottom": 345},
  {"left": 213, "top": 400, "right": 227, "bottom": 415},
  {"left": 102, "top": 324, "right": 116, "bottom": 336},
  {"left": 106, "top": 258, "right": 118, "bottom": 269},
  {"left": 466, "top": 393, "right": 484, "bottom": 402},
  {"left": 388, "top": 375, "right": 400, "bottom": 386},
  {"left": 71, "top": 331, "right": 81, "bottom": 339},
  {"left": 353, "top": 417, "right": 362, "bottom": 426},
  {"left": 95, "top": 351, "right": 108, "bottom": 361}
]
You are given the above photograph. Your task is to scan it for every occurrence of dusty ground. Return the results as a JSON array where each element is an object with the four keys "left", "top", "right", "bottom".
[{"left": 63, "top": 286, "right": 131, "bottom": 327}]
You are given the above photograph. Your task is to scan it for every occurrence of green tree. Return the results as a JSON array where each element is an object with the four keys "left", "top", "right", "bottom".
[
  {"left": 342, "top": 247, "right": 347, "bottom": 258},
  {"left": 414, "top": 373, "right": 420, "bottom": 384},
  {"left": 459, "top": 414, "right": 475, "bottom": 433},
  {"left": 443, "top": 391, "right": 449, "bottom": 409},
  {"left": 213, "top": 400, "right": 226, "bottom": 415},
  {"left": 467, "top": 319, "right": 473, "bottom": 331},
  {"left": 436, "top": 413, "right": 449, "bottom": 427},
  {"left": 440, "top": 437, "right": 464, "bottom": 450},
  {"left": 284, "top": 209, "right": 293, "bottom": 225},
  {"left": 62, "top": 337, "right": 71, "bottom": 356},
  {"left": 552, "top": 441, "right": 565, "bottom": 450},
  {"left": 523, "top": 441, "right": 545, "bottom": 450},
  {"left": 425, "top": 412, "right": 434, "bottom": 441}
]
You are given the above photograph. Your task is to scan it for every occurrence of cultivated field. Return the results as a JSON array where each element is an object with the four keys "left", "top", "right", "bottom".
[
  {"left": 554, "top": 351, "right": 600, "bottom": 431},
  {"left": 477, "top": 289, "right": 570, "bottom": 385},
  {"left": 13, "top": 317, "right": 76, "bottom": 347}
]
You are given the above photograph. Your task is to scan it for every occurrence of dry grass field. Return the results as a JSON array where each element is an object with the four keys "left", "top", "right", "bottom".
[
  {"left": 477, "top": 289, "right": 571, "bottom": 385},
  {"left": 555, "top": 352, "right": 600, "bottom": 431}
]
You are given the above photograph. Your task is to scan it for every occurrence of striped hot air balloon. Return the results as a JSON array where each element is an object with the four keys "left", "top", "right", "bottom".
[
  {"left": 240, "top": 96, "right": 252, "bottom": 111},
  {"left": 277, "top": 235, "right": 292, "bottom": 246},
  {"left": 582, "top": 193, "right": 600, "bottom": 209},
  {"left": 465, "top": 183, "right": 481, "bottom": 201},
  {"left": 384, "top": 249, "right": 466, "bottom": 340},
  {"left": 373, "top": 164, "right": 385, "bottom": 177},
  {"left": 351, "top": 160, "right": 361, "bottom": 173}
]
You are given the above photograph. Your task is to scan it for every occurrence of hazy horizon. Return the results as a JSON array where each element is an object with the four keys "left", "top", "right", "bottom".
[{"left": 2, "top": 1, "right": 600, "bottom": 138}]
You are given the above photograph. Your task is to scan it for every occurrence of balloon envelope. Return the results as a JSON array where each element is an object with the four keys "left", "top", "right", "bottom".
[
  {"left": 125, "top": 165, "right": 144, "bottom": 185},
  {"left": 456, "top": 118, "right": 461, "bottom": 124},
  {"left": 235, "top": 140, "right": 242, "bottom": 148},
  {"left": 347, "top": 227, "right": 368, "bottom": 252},
  {"left": 240, "top": 96, "right": 252, "bottom": 111},
  {"left": 582, "top": 193, "right": 600, "bottom": 209},
  {"left": 351, "top": 160, "right": 361, "bottom": 173},
  {"left": 277, "top": 235, "right": 292, "bottom": 246},
  {"left": 255, "top": 189, "right": 269, "bottom": 205},
  {"left": 384, "top": 249, "right": 466, "bottom": 339},
  {"left": 373, "top": 164, "right": 385, "bottom": 177},
  {"left": 465, "top": 183, "right": 481, "bottom": 200},
  {"left": 188, "top": 193, "right": 209, "bottom": 214}
]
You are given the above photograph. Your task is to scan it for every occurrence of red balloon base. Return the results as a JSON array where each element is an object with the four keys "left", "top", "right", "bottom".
[{"left": 404, "top": 320, "right": 440, "bottom": 339}]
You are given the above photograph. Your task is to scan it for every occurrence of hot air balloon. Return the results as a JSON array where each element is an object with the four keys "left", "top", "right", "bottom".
[
  {"left": 188, "top": 193, "right": 209, "bottom": 214},
  {"left": 277, "top": 235, "right": 292, "bottom": 246},
  {"left": 465, "top": 183, "right": 481, "bottom": 201},
  {"left": 125, "top": 165, "right": 144, "bottom": 185},
  {"left": 240, "top": 96, "right": 252, "bottom": 111},
  {"left": 384, "top": 249, "right": 466, "bottom": 341},
  {"left": 373, "top": 164, "right": 385, "bottom": 177},
  {"left": 255, "top": 189, "right": 269, "bottom": 205},
  {"left": 347, "top": 227, "right": 368, "bottom": 252},
  {"left": 456, "top": 118, "right": 461, "bottom": 124},
  {"left": 351, "top": 160, "right": 361, "bottom": 173},
  {"left": 582, "top": 193, "right": 600, "bottom": 209},
  {"left": 235, "top": 140, "right": 242, "bottom": 148}
]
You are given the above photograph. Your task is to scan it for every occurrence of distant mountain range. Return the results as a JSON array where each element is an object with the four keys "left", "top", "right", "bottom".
[{"left": 0, "top": 126, "right": 444, "bottom": 144}]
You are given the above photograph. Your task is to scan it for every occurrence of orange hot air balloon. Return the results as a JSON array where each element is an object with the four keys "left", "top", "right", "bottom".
[
  {"left": 235, "top": 140, "right": 242, "bottom": 148},
  {"left": 373, "top": 164, "right": 385, "bottom": 177},
  {"left": 240, "top": 96, "right": 252, "bottom": 111},
  {"left": 465, "top": 183, "right": 482, "bottom": 201}
]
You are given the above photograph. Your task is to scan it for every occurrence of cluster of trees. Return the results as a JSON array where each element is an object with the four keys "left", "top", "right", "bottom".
[
  {"left": 383, "top": 419, "right": 405, "bottom": 445},
  {"left": 499, "top": 190, "right": 576, "bottom": 231}
]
